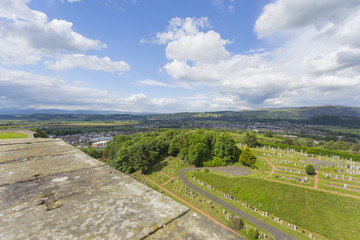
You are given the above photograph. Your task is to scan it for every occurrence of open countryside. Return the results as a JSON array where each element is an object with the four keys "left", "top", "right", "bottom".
[{"left": 2, "top": 0, "right": 360, "bottom": 239}]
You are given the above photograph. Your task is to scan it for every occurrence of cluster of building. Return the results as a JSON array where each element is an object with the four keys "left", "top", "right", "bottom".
[{"left": 49, "top": 131, "right": 115, "bottom": 148}]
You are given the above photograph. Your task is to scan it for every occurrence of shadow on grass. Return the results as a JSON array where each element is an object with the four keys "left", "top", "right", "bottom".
[{"left": 151, "top": 159, "right": 169, "bottom": 172}]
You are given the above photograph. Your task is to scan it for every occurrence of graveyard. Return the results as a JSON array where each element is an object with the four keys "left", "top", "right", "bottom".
[{"left": 133, "top": 146, "right": 360, "bottom": 240}]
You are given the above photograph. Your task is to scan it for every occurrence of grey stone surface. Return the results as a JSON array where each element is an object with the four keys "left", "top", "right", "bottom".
[
  {"left": 0, "top": 137, "right": 243, "bottom": 240},
  {"left": 149, "top": 211, "right": 241, "bottom": 240}
]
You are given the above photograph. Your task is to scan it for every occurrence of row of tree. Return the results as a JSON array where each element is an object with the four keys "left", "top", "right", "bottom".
[{"left": 102, "top": 129, "right": 252, "bottom": 174}]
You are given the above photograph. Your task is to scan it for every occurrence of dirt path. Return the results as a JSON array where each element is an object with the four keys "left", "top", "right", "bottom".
[
  {"left": 314, "top": 171, "right": 319, "bottom": 189},
  {"left": 139, "top": 173, "right": 247, "bottom": 240},
  {"left": 180, "top": 168, "right": 298, "bottom": 240},
  {"left": 259, "top": 171, "right": 360, "bottom": 200},
  {"left": 159, "top": 171, "right": 172, "bottom": 178},
  {"left": 263, "top": 158, "right": 275, "bottom": 178}
]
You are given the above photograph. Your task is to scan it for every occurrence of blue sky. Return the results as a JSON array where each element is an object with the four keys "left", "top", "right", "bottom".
[{"left": 1, "top": 0, "right": 360, "bottom": 112}]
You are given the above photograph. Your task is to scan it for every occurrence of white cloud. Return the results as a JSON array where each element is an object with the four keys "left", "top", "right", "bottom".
[
  {"left": 155, "top": 18, "right": 230, "bottom": 63},
  {"left": 302, "top": 48, "right": 360, "bottom": 73},
  {"left": 154, "top": 17, "right": 211, "bottom": 44},
  {"left": 0, "top": 67, "right": 253, "bottom": 112},
  {"left": 0, "top": 0, "right": 105, "bottom": 64},
  {"left": 136, "top": 79, "right": 175, "bottom": 88},
  {"left": 68, "top": 0, "right": 82, "bottom": 2},
  {"left": 0, "top": 68, "right": 208, "bottom": 112},
  {"left": 45, "top": 54, "right": 130, "bottom": 74},
  {"left": 148, "top": 14, "right": 360, "bottom": 109},
  {"left": 255, "top": 0, "right": 360, "bottom": 38}
]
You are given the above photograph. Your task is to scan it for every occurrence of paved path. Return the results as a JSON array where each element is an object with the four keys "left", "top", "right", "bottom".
[
  {"left": 179, "top": 167, "right": 298, "bottom": 240},
  {"left": 139, "top": 173, "right": 247, "bottom": 240}
]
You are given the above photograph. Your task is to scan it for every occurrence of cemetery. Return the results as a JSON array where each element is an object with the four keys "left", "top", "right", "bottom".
[{"left": 132, "top": 145, "right": 360, "bottom": 240}]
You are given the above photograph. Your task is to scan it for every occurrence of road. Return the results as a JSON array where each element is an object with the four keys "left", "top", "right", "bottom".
[
  {"left": 139, "top": 173, "right": 247, "bottom": 240},
  {"left": 179, "top": 167, "right": 298, "bottom": 240}
]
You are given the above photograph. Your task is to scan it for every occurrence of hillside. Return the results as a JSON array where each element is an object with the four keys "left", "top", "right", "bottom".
[{"left": 1, "top": 106, "right": 359, "bottom": 127}]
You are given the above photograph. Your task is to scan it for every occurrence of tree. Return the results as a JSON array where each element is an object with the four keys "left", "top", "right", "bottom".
[
  {"left": 264, "top": 130, "right": 273, "bottom": 138},
  {"left": 282, "top": 136, "right": 294, "bottom": 145},
  {"left": 244, "top": 132, "right": 259, "bottom": 147},
  {"left": 83, "top": 145, "right": 101, "bottom": 159},
  {"left": 229, "top": 217, "right": 244, "bottom": 231},
  {"left": 212, "top": 132, "right": 241, "bottom": 164},
  {"left": 239, "top": 146, "right": 256, "bottom": 166},
  {"left": 30, "top": 127, "right": 48, "bottom": 138},
  {"left": 305, "top": 138, "right": 314, "bottom": 147},
  {"left": 306, "top": 164, "right": 316, "bottom": 175},
  {"left": 248, "top": 229, "right": 259, "bottom": 239}
]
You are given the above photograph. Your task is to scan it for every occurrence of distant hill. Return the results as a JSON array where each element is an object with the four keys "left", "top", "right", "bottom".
[
  {"left": 148, "top": 105, "right": 360, "bottom": 121},
  {"left": 1, "top": 106, "right": 359, "bottom": 127},
  {"left": 0, "top": 108, "right": 148, "bottom": 115}
]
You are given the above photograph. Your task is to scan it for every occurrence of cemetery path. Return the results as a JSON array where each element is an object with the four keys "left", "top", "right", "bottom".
[
  {"left": 161, "top": 176, "right": 175, "bottom": 187},
  {"left": 179, "top": 168, "right": 299, "bottom": 240},
  {"left": 159, "top": 171, "right": 172, "bottom": 179},
  {"left": 314, "top": 171, "right": 319, "bottom": 189},
  {"left": 263, "top": 158, "right": 275, "bottom": 178},
  {"left": 139, "top": 173, "right": 247, "bottom": 240}
]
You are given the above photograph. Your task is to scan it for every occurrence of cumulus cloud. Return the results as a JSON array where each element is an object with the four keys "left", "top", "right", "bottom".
[
  {"left": 45, "top": 54, "right": 130, "bottom": 74},
  {"left": 153, "top": 17, "right": 297, "bottom": 105},
  {"left": 148, "top": 11, "right": 360, "bottom": 109},
  {"left": 302, "top": 48, "right": 360, "bottom": 73},
  {"left": 0, "top": 0, "right": 105, "bottom": 64},
  {"left": 0, "top": 68, "right": 216, "bottom": 112},
  {"left": 255, "top": 0, "right": 360, "bottom": 38},
  {"left": 0, "top": 0, "right": 130, "bottom": 74}
]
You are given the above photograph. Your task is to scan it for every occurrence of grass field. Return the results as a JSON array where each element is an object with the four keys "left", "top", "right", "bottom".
[
  {"left": 132, "top": 157, "right": 273, "bottom": 240},
  {"left": 193, "top": 171, "right": 360, "bottom": 240},
  {"left": 328, "top": 127, "right": 360, "bottom": 135},
  {"left": 0, "top": 132, "right": 28, "bottom": 139}
]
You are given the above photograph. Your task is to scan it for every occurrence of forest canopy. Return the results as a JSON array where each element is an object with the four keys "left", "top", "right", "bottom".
[{"left": 103, "top": 129, "right": 241, "bottom": 173}]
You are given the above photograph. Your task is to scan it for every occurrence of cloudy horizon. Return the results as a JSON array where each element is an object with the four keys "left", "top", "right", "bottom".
[{"left": 1, "top": 0, "right": 360, "bottom": 113}]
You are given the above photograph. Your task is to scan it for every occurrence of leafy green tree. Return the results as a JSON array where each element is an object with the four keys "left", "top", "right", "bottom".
[
  {"left": 168, "top": 134, "right": 185, "bottom": 156},
  {"left": 30, "top": 127, "right": 48, "bottom": 138},
  {"left": 239, "top": 146, "right": 256, "bottom": 166},
  {"left": 203, "top": 156, "right": 227, "bottom": 167},
  {"left": 352, "top": 142, "right": 360, "bottom": 154},
  {"left": 82, "top": 145, "right": 101, "bottom": 159},
  {"left": 212, "top": 132, "right": 241, "bottom": 164},
  {"left": 282, "top": 136, "right": 294, "bottom": 145},
  {"left": 248, "top": 229, "right": 259, "bottom": 239},
  {"left": 305, "top": 138, "right": 314, "bottom": 147},
  {"left": 264, "top": 130, "right": 273, "bottom": 138},
  {"left": 306, "top": 164, "right": 316, "bottom": 175},
  {"left": 244, "top": 132, "right": 259, "bottom": 147}
]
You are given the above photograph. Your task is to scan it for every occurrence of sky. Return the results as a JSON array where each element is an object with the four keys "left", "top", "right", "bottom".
[{"left": 1, "top": 0, "right": 360, "bottom": 113}]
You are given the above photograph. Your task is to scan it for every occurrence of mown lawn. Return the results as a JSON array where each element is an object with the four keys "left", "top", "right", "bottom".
[
  {"left": 0, "top": 132, "right": 28, "bottom": 139},
  {"left": 194, "top": 172, "right": 360, "bottom": 240}
]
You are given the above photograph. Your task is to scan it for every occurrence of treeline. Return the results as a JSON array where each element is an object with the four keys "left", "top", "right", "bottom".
[
  {"left": 45, "top": 126, "right": 137, "bottom": 136},
  {"left": 103, "top": 129, "right": 241, "bottom": 174},
  {"left": 261, "top": 142, "right": 360, "bottom": 162}
]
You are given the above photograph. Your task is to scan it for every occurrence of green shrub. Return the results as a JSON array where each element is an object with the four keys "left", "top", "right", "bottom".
[
  {"left": 248, "top": 229, "right": 259, "bottom": 239},
  {"left": 239, "top": 146, "right": 256, "bottom": 166},
  {"left": 229, "top": 217, "right": 244, "bottom": 231},
  {"left": 306, "top": 164, "right": 316, "bottom": 175}
]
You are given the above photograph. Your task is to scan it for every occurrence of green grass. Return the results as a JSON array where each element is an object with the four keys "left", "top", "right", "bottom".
[
  {"left": 328, "top": 127, "right": 360, "bottom": 135},
  {"left": 194, "top": 172, "right": 360, "bottom": 240},
  {"left": 0, "top": 132, "right": 28, "bottom": 139}
]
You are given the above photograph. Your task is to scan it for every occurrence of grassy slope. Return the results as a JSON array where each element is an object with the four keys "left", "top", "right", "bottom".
[
  {"left": 194, "top": 172, "right": 360, "bottom": 240},
  {"left": 0, "top": 132, "right": 28, "bottom": 139}
]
